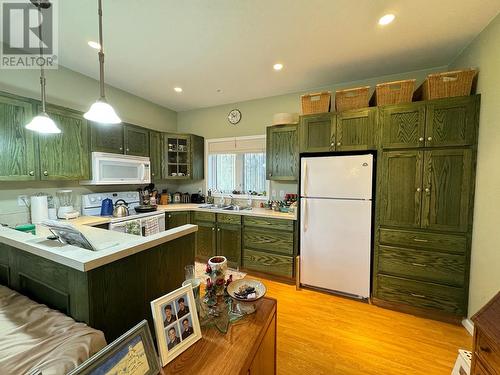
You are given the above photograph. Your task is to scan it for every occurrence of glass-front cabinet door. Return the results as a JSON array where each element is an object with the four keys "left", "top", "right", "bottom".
[{"left": 163, "top": 134, "right": 191, "bottom": 179}]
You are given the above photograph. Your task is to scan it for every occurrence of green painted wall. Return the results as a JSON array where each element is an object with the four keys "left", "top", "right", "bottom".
[
  {"left": 0, "top": 64, "right": 177, "bottom": 132},
  {"left": 449, "top": 13, "right": 500, "bottom": 317}
]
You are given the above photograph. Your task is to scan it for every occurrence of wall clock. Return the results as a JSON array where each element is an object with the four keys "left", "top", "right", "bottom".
[{"left": 227, "top": 109, "right": 242, "bottom": 125}]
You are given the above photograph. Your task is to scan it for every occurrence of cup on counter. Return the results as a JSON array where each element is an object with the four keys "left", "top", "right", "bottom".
[
  {"left": 182, "top": 278, "right": 201, "bottom": 299},
  {"left": 184, "top": 264, "right": 195, "bottom": 280},
  {"left": 171, "top": 173, "right": 178, "bottom": 176}
]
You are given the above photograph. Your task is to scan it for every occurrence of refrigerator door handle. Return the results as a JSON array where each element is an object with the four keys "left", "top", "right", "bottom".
[
  {"left": 303, "top": 161, "right": 308, "bottom": 197},
  {"left": 303, "top": 199, "right": 308, "bottom": 232}
]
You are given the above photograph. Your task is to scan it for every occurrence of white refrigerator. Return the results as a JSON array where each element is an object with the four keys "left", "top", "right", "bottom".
[{"left": 299, "top": 154, "right": 373, "bottom": 299}]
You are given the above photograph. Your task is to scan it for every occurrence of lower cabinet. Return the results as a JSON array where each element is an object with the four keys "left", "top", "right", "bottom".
[
  {"left": 242, "top": 216, "right": 296, "bottom": 279},
  {"left": 193, "top": 213, "right": 242, "bottom": 268},
  {"left": 374, "top": 227, "right": 468, "bottom": 319},
  {"left": 165, "top": 211, "right": 190, "bottom": 229}
]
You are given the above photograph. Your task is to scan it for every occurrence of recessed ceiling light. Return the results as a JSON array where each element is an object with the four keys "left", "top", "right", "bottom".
[
  {"left": 88, "top": 41, "right": 101, "bottom": 49},
  {"left": 174, "top": 87, "right": 183, "bottom": 93},
  {"left": 273, "top": 63, "right": 284, "bottom": 71},
  {"left": 378, "top": 14, "right": 395, "bottom": 26},
  {"left": 216, "top": 88, "right": 223, "bottom": 93}
]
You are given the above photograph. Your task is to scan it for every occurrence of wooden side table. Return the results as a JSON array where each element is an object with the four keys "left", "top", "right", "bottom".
[{"left": 163, "top": 297, "right": 277, "bottom": 375}]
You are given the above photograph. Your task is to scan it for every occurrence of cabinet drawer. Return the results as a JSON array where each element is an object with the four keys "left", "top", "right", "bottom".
[
  {"left": 193, "top": 211, "right": 216, "bottom": 222},
  {"left": 243, "top": 249, "right": 293, "bottom": 278},
  {"left": 217, "top": 213, "right": 241, "bottom": 225},
  {"left": 377, "top": 274, "right": 465, "bottom": 315},
  {"left": 243, "top": 216, "right": 294, "bottom": 232},
  {"left": 476, "top": 331, "right": 500, "bottom": 375},
  {"left": 472, "top": 359, "right": 493, "bottom": 375},
  {"left": 243, "top": 229, "right": 294, "bottom": 255},
  {"left": 378, "top": 245, "right": 466, "bottom": 286},
  {"left": 379, "top": 228, "right": 466, "bottom": 254}
]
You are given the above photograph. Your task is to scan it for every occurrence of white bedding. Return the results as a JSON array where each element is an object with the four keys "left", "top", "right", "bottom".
[{"left": 0, "top": 285, "right": 106, "bottom": 375}]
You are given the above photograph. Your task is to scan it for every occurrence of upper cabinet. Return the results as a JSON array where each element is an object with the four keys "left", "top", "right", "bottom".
[
  {"left": 266, "top": 124, "right": 298, "bottom": 181},
  {"left": 379, "top": 149, "right": 472, "bottom": 233},
  {"left": 90, "top": 123, "right": 149, "bottom": 157},
  {"left": 381, "top": 96, "right": 478, "bottom": 149},
  {"left": 425, "top": 97, "right": 477, "bottom": 147},
  {"left": 299, "top": 113, "right": 335, "bottom": 153},
  {"left": 162, "top": 133, "right": 204, "bottom": 180},
  {"left": 39, "top": 105, "right": 90, "bottom": 180},
  {"left": 124, "top": 124, "right": 149, "bottom": 157},
  {"left": 336, "top": 108, "right": 376, "bottom": 151},
  {"left": 149, "top": 131, "right": 162, "bottom": 180},
  {"left": 90, "top": 123, "right": 124, "bottom": 154},
  {"left": 0, "top": 94, "right": 37, "bottom": 181}
]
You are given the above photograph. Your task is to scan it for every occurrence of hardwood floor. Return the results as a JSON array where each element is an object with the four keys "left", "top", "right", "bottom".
[{"left": 249, "top": 275, "right": 472, "bottom": 375}]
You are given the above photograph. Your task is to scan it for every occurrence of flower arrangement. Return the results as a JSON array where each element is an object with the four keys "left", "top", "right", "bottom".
[{"left": 204, "top": 258, "right": 233, "bottom": 307}]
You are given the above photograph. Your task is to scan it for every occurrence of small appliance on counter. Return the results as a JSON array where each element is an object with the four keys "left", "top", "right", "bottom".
[
  {"left": 190, "top": 193, "right": 205, "bottom": 204},
  {"left": 56, "top": 190, "right": 76, "bottom": 219},
  {"left": 173, "top": 192, "right": 181, "bottom": 204},
  {"left": 181, "top": 193, "right": 190, "bottom": 203},
  {"left": 113, "top": 199, "right": 129, "bottom": 218}
]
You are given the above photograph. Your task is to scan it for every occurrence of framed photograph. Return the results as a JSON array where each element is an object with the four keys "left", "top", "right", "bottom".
[
  {"left": 67, "top": 320, "right": 160, "bottom": 375},
  {"left": 151, "top": 284, "right": 202, "bottom": 366}
]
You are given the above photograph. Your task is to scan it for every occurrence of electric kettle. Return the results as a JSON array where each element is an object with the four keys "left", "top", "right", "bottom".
[
  {"left": 113, "top": 199, "right": 129, "bottom": 218},
  {"left": 100, "top": 198, "right": 113, "bottom": 216}
]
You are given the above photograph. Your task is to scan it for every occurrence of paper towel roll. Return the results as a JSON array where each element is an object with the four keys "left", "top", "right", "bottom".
[{"left": 31, "top": 196, "right": 49, "bottom": 224}]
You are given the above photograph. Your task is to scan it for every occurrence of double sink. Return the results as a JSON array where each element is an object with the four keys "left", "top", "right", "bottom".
[{"left": 198, "top": 204, "right": 253, "bottom": 212}]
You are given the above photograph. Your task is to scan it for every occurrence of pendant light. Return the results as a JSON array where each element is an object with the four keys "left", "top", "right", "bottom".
[
  {"left": 25, "top": 1, "right": 61, "bottom": 134},
  {"left": 84, "top": 0, "right": 121, "bottom": 124}
]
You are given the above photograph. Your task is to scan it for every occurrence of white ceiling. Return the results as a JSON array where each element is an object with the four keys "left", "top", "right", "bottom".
[{"left": 56, "top": 0, "right": 499, "bottom": 111}]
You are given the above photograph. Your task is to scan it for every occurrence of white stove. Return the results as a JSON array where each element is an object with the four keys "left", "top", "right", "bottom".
[{"left": 81, "top": 191, "right": 165, "bottom": 235}]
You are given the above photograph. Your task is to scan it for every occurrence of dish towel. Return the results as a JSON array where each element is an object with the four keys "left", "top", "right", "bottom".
[
  {"left": 143, "top": 217, "right": 159, "bottom": 236},
  {"left": 124, "top": 220, "right": 141, "bottom": 236}
]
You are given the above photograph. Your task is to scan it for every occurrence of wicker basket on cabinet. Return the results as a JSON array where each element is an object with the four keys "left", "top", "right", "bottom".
[
  {"left": 301, "top": 91, "right": 331, "bottom": 114},
  {"left": 370, "top": 79, "right": 416, "bottom": 106},
  {"left": 335, "top": 86, "right": 370, "bottom": 112},
  {"left": 417, "top": 69, "right": 477, "bottom": 100}
]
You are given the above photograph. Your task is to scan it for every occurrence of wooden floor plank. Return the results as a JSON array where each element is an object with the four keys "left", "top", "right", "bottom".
[{"left": 249, "top": 275, "right": 471, "bottom": 375}]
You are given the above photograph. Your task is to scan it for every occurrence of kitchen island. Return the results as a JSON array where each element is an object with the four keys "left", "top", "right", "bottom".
[{"left": 0, "top": 223, "right": 197, "bottom": 341}]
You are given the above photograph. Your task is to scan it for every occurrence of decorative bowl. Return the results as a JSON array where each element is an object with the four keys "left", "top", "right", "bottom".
[{"left": 227, "top": 279, "right": 266, "bottom": 302}]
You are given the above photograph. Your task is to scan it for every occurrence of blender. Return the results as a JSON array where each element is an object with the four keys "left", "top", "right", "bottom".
[{"left": 57, "top": 190, "right": 75, "bottom": 219}]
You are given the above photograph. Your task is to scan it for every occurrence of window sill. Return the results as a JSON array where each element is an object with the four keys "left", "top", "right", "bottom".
[{"left": 210, "top": 193, "right": 269, "bottom": 201}]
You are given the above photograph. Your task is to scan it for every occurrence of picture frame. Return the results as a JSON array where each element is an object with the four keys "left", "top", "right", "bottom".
[
  {"left": 67, "top": 320, "right": 160, "bottom": 375},
  {"left": 150, "top": 284, "right": 202, "bottom": 366}
]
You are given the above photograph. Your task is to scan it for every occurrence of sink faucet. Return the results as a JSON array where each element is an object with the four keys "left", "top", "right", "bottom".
[{"left": 228, "top": 195, "right": 235, "bottom": 206}]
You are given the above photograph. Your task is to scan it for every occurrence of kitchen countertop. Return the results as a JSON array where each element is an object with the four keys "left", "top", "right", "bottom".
[
  {"left": 0, "top": 223, "right": 197, "bottom": 272},
  {"left": 69, "top": 204, "right": 297, "bottom": 227}
]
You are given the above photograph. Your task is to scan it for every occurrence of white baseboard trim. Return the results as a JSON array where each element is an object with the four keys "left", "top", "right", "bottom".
[{"left": 462, "top": 318, "right": 474, "bottom": 336}]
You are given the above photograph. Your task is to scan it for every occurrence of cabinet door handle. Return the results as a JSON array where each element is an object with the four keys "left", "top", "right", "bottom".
[
  {"left": 126, "top": 148, "right": 130, "bottom": 152},
  {"left": 43, "top": 170, "right": 48, "bottom": 176},
  {"left": 119, "top": 147, "right": 123, "bottom": 151},
  {"left": 212, "top": 227, "right": 215, "bottom": 231},
  {"left": 419, "top": 137, "right": 424, "bottom": 142},
  {"left": 410, "top": 293, "right": 426, "bottom": 299},
  {"left": 330, "top": 142, "right": 335, "bottom": 146},
  {"left": 29, "top": 171, "right": 34, "bottom": 176},
  {"left": 217, "top": 228, "right": 220, "bottom": 232},
  {"left": 168, "top": 214, "right": 172, "bottom": 218},
  {"left": 416, "top": 187, "right": 421, "bottom": 192},
  {"left": 337, "top": 142, "right": 341, "bottom": 146},
  {"left": 411, "top": 263, "right": 427, "bottom": 267},
  {"left": 427, "top": 137, "right": 432, "bottom": 141},
  {"left": 425, "top": 187, "right": 431, "bottom": 193},
  {"left": 413, "top": 238, "right": 428, "bottom": 243},
  {"left": 152, "top": 173, "right": 155, "bottom": 177}
]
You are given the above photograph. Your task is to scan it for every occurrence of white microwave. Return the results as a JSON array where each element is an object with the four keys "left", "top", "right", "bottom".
[{"left": 80, "top": 152, "right": 151, "bottom": 185}]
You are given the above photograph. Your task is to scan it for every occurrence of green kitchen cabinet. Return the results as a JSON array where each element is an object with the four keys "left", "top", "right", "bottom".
[
  {"left": 336, "top": 108, "right": 376, "bottom": 151},
  {"left": 425, "top": 96, "right": 477, "bottom": 147},
  {"left": 149, "top": 130, "right": 162, "bottom": 179},
  {"left": 266, "top": 124, "right": 298, "bottom": 181},
  {"left": 90, "top": 122, "right": 124, "bottom": 154},
  {"left": 0, "top": 93, "right": 37, "bottom": 181},
  {"left": 165, "top": 211, "right": 191, "bottom": 229},
  {"left": 380, "top": 102, "right": 426, "bottom": 149},
  {"left": 162, "top": 133, "right": 204, "bottom": 180},
  {"left": 124, "top": 124, "right": 149, "bottom": 157},
  {"left": 421, "top": 149, "right": 472, "bottom": 232},
  {"left": 299, "top": 113, "right": 335, "bottom": 153},
  {"left": 193, "top": 213, "right": 242, "bottom": 268},
  {"left": 379, "top": 150, "right": 423, "bottom": 229},
  {"left": 194, "top": 221, "right": 217, "bottom": 262},
  {"left": 39, "top": 105, "right": 89, "bottom": 180},
  {"left": 217, "top": 223, "right": 242, "bottom": 268}
]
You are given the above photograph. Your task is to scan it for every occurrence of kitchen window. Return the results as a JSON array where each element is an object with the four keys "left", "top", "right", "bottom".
[{"left": 206, "top": 136, "right": 268, "bottom": 198}]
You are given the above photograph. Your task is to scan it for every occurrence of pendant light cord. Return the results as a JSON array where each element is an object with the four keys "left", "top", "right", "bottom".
[
  {"left": 98, "top": 0, "right": 106, "bottom": 100},
  {"left": 37, "top": 5, "right": 47, "bottom": 113}
]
